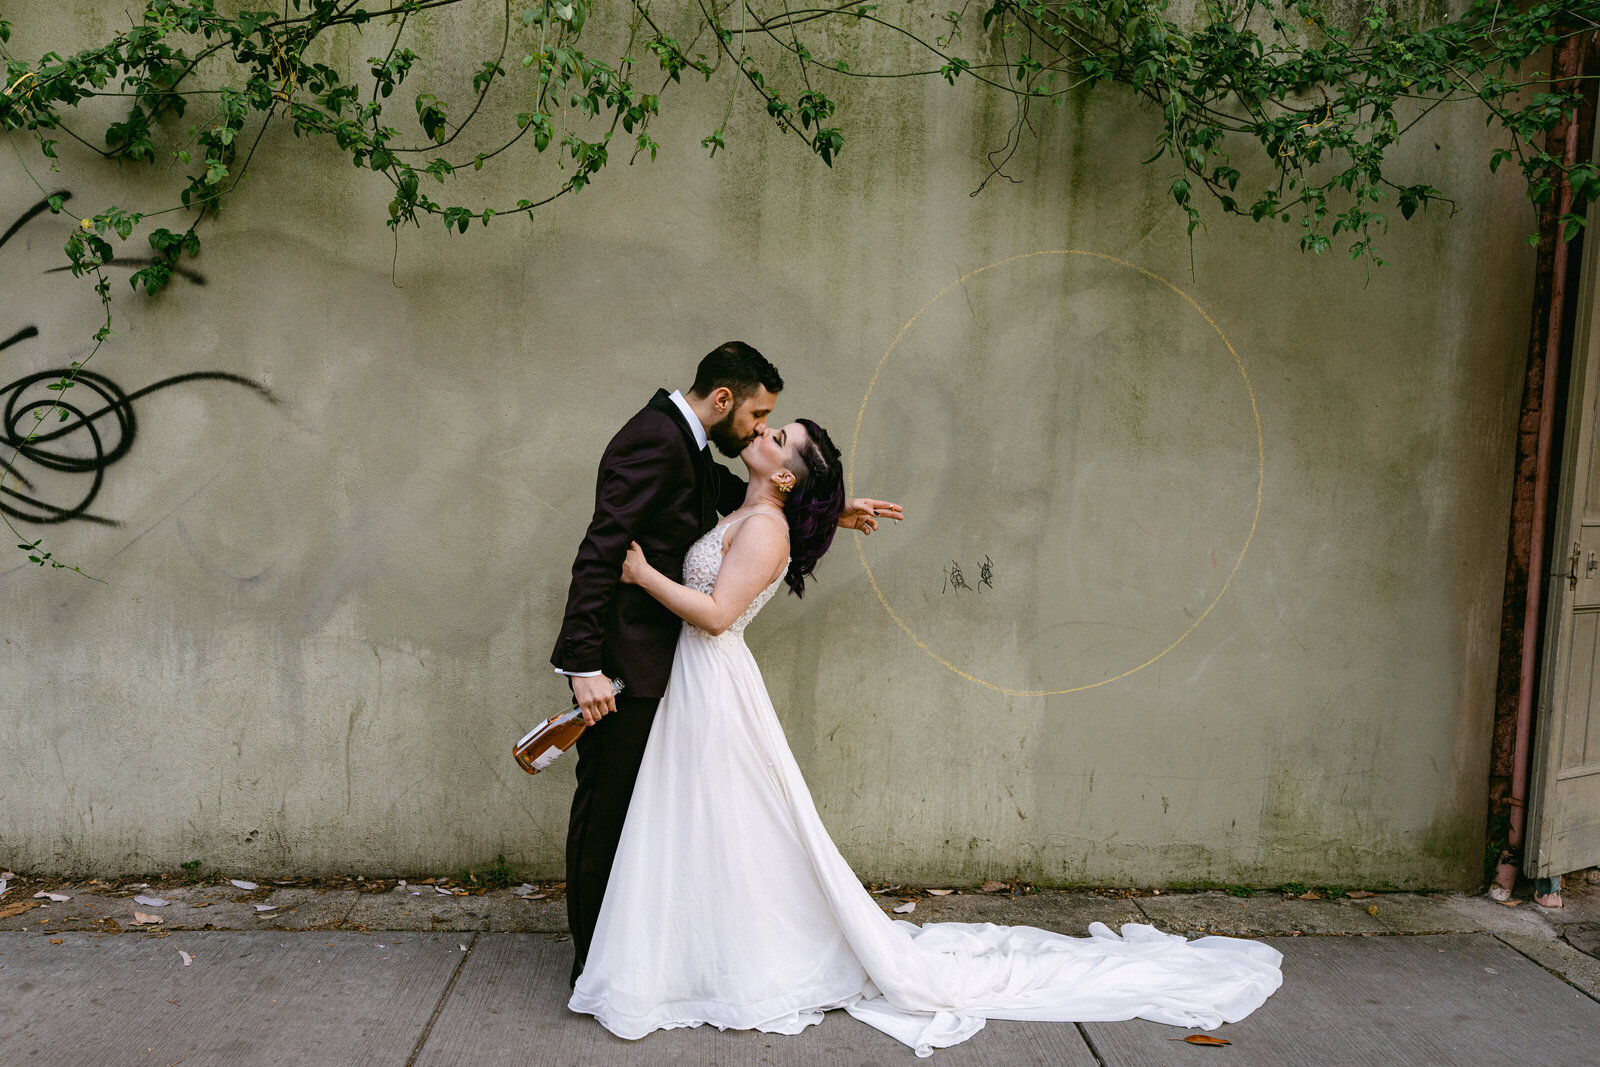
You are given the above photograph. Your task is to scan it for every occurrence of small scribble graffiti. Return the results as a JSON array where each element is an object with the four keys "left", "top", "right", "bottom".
[
  {"left": 942, "top": 556, "right": 996, "bottom": 594},
  {"left": 943, "top": 560, "right": 972, "bottom": 594},
  {"left": 2, "top": 190, "right": 271, "bottom": 528},
  {"left": 1, "top": 369, "right": 280, "bottom": 525},
  {"left": 943, "top": 560, "right": 971, "bottom": 593}
]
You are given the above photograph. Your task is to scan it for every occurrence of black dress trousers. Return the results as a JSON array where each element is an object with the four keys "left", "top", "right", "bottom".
[{"left": 564, "top": 693, "right": 660, "bottom": 985}]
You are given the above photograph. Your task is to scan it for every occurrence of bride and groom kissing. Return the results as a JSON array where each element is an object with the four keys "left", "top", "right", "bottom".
[{"left": 549, "top": 342, "right": 1281, "bottom": 1056}]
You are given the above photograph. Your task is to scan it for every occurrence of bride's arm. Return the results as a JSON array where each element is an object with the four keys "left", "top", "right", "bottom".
[{"left": 621, "top": 514, "right": 789, "bottom": 636}]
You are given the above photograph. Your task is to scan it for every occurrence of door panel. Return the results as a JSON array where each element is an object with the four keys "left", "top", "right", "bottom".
[
  {"left": 1559, "top": 611, "right": 1599, "bottom": 773},
  {"left": 1546, "top": 770, "right": 1600, "bottom": 867}
]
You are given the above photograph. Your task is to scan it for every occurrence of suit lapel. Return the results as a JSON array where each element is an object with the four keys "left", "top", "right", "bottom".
[
  {"left": 647, "top": 389, "right": 719, "bottom": 533},
  {"left": 648, "top": 389, "right": 698, "bottom": 451}
]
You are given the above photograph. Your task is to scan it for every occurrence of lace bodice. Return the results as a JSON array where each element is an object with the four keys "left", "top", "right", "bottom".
[{"left": 681, "top": 512, "right": 788, "bottom": 639}]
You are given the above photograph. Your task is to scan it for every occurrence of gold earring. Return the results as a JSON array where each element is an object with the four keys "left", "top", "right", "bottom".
[{"left": 774, "top": 471, "right": 795, "bottom": 494}]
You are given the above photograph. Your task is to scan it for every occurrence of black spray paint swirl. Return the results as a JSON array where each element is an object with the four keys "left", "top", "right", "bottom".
[
  {"left": 1, "top": 370, "right": 280, "bottom": 525},
  {"left": 3, "top": 190, "right": 270, "bottom": 526}
]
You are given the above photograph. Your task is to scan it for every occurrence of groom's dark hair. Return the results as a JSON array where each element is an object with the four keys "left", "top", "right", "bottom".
[{"left": 688, "top": 342, "right": 783, "bottom": 402}]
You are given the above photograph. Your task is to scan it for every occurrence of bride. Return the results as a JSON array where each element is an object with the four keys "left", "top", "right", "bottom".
[{"left": 567, "top": 418, "right": 1283, "bottom": 1056}]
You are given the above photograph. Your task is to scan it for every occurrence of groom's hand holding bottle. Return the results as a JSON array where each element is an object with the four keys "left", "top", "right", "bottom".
[{"left": 573, "top": 673, "right": 619, "bottom": 726}]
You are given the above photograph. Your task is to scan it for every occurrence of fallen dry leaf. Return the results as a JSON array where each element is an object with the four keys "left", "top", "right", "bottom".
[
  {"left": 49, "top": 938, "right": 63, "bottom": 944},
  {"left": 230, "top": 880, "right": 259, "bottom": 891},
  {"left": 253, "top": 904, "right": 278, "bottom": 913},
  {"left": 1297, "top": 891, "right": 1322, "bottom": 900},
  {"left": 893, "top": 901, "right": 916, "bottom": 914},
  {"left": 1347, "top": 890, "right": 1376, "bottom": 899},
  {"left": 0, "top": 900, "right": 42, "bottom": 919},
  {"left": 0, "top": 877, "right": 9, "bottom": 899},
  {"left": 190, "top": 902, "right": 212, "bottom": 909},
  {"left": 1367, "top": 904, "right": 1379, "bottom": 916},
  {"left": 926, "top": 889, "right": 955, "bottom": 897},
  {"left": 134, "top": 895, "right": 169, "bottom": 908},
  {"left": 179, "top": 951, "right": 195, "bottom": 966},
  {"left": 1172, "top": 1034, "right": 1231, "bottom": 1046},
  {"left": 981, "top": 881, "right": 1007, "bottom": 893},
  {"left": 34, "top": 891, "right": 70, "bottom": 902},
  {"left": 132, "top": 912, "right": 163, "bottom": 925}
]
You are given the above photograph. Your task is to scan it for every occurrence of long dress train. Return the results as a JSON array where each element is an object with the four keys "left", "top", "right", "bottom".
[{"left": 568, "top": 517, "right": 1282, "bottom": 1056}]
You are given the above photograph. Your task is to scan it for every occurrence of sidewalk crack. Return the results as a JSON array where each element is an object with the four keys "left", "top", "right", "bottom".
[
  {"left": 404, "top": 932, "right": 479, "bottom": 1066},
  {"left": 1490, "top": 930, "right": 1600, "bottom": 1007},
  {"left": 1075, "top": 1021, "right": 1109, "bottom": 1066}
]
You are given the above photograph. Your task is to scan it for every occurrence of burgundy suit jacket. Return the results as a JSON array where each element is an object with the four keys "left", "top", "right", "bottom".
[{"left": 551, "top": 389, "right": 746, "bottom": 698}]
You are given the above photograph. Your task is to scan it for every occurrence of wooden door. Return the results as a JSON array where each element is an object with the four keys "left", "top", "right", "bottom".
[{"left": 1529, "top": 160, "right": 1600, "bottom": 879}]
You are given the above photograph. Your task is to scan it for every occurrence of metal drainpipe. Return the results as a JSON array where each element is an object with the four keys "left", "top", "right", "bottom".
[{"left": 1492, "top": 33, "right": 1593, "bottom": 906}]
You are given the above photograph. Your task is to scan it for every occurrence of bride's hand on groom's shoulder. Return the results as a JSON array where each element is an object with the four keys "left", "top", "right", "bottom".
[
  {"left": 620, "top": 541, "right": 651, "bottom": 585},
  {"left": 841, "top": 498, "right": 905, "bottom": 536}
]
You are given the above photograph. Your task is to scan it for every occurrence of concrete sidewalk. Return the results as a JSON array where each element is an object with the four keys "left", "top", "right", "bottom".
[{"left": 3, "top": 876, "right": 1599, "bottom": 1065}]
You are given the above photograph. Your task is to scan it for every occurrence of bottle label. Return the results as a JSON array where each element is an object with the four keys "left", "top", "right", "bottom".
[
  {"left": 516, "top": 716, "right": 555, "bottom": 749},
  {"left": 514, "top": 678, "right": 624, "bottom": 776}
]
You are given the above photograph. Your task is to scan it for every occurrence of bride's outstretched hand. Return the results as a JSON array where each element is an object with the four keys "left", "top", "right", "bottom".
[
  {"left": 621, "top": 541, "right": 652, "bottom": 585},
  {"left": 840, "top": 498, "right": 904, "bottom": 535}
]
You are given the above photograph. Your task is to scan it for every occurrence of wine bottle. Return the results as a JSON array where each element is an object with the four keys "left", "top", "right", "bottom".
[{"left": 513, "top": 678, "right": 625, "bottom": 774}]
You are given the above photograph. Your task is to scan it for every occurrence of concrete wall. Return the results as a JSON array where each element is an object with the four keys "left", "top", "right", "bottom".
[{"left": 0, "top": 2, "right": 1532, "bottom": 886}]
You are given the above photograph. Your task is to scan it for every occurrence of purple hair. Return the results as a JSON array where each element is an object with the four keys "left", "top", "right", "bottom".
[{"left": 782, "top": 418, "right": 846, "bottom": 598}]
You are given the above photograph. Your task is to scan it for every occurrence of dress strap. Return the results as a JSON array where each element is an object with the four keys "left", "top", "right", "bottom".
[{"left": 716, "top": 508, "right": 781, "bottom": 550}]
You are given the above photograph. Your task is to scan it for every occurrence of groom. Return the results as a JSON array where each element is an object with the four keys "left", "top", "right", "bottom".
[{"left": 552, "top": 341, "right": 899, "bottom": 984}]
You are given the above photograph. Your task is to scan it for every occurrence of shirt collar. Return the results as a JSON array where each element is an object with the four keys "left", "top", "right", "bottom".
[{"left": 668, "top": 389, "right": 709, "bottom": 452}]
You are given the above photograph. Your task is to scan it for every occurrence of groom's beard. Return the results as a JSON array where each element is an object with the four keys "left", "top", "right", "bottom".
[{"left": 707, "top": 411, "right": 754, "bottom": 458}]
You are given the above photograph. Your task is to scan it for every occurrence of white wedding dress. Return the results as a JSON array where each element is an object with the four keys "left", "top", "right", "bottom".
[{"left": 569, "top": 516, "right": 1283, "bottom": 1056}]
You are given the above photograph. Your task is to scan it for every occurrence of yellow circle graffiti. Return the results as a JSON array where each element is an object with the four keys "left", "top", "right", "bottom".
[{"left": 846, "top": 250, "right": 1265, "bottom": 697}]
